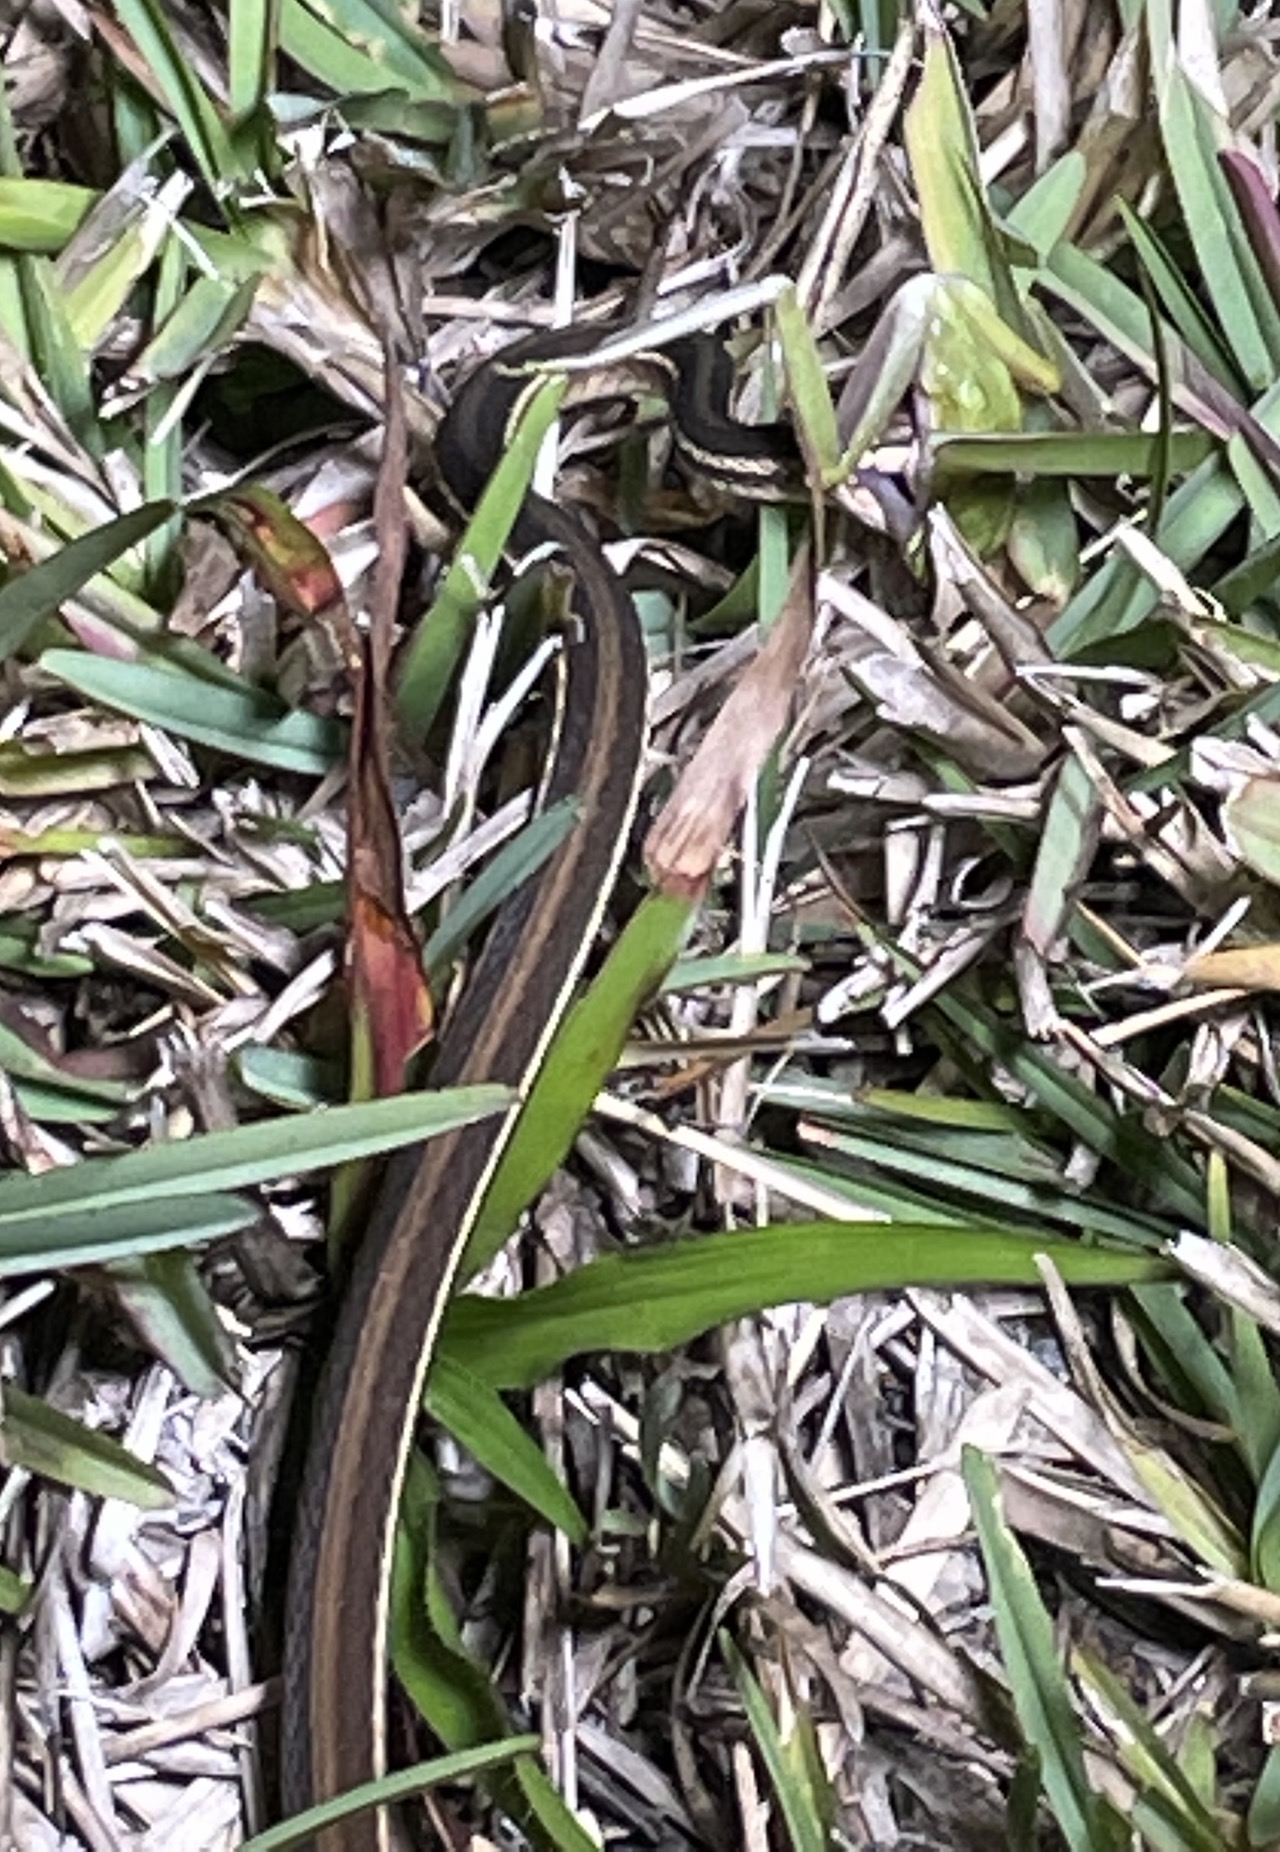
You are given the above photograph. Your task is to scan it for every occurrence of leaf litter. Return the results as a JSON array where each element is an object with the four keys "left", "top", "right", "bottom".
[{"left": 1, "top": 1, "right": 1280, "bottom": 1848}]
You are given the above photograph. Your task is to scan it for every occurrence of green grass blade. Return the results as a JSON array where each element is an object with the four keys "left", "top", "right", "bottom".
[
  {"left": 0, "top": 1564, "right": 30, "bottom": 1615},
  {"left": 723, "top": 1633, "right": 831, "bottom": 1852},
  {"left": 389, "top": 1456, "right": 601, "bottom": 1852},
  {"left": 395, "top": 372, "right": 567, "bottom": 738},
  {"left": 963, "top": 1448, "right": 1125, "bottom": 1852},
  {"left": 0, "top": 503, "right": 176, "bottom": 661},
  {"left": 1156, "top": 63, "right": 1280, "bottom": 389},
  {"left": 241, "top": 1738, "right": 541, "bottom": 1852},
  {"left": 109, "top": 1251, "right": 233, "bottom": 1398},
  {"left": 1115, "top": 198, "right": 1242, "bottom": 391},
  {"left": 423, "top": 798, "right": 579, "bottom": 976},
  {"left": 426, "top": 1354, "right": 588, "bottom": 1545},
  {"left": 466, "top": 891, "right": 693, "bottom": 1275},
  {"left": 1073, "top": 1649, "right": 1228, "bottom": 1852},
  {"left": 930, "top": 429, "right": 1215, "bottom": 478},
  {"left": 110, "top": 0, "right": 245, "bottom": 191},
  {"left": 40, "top": 649, "right": 344, "bottom": 776},
  {"left": 443, "top": 1223, "right": 1170, "bottom": 1390},
  {"left": 0, "top": 1088, "right": 510, "bottom": 1231},
  {"left": 1, "top": 1383, "right": 173, "bottom": 1507},
  {"left": 228, "top": 0, "right": 279, "bottom": 121},
  {"left": 925, "top": 985, "right": 1205, "bottom": 1221},
  {"left": 0, "top": 1195, "right": 256, "bottom": 1276},
  {"left": 0, "top": 179, "right": 94, "bottom": 253},
  {"left": 279, "top": 0, "right": 457, "bottom": 101}
]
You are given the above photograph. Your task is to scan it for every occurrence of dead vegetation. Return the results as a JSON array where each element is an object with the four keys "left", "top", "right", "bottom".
[{"left": 2, "top": 0, "right": 1280, "bottom": 1847}]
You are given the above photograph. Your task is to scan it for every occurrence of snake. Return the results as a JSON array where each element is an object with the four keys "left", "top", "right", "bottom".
[{"left": 281, "top": 320, "right": 798, "bottom": 1851}]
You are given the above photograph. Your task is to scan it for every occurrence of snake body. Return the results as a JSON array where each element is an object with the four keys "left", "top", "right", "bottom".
[{"left": 282, "top": 322, "right": 795, "bottom": 1850}]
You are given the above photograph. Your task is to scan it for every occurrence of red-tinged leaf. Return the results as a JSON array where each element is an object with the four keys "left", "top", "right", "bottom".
[
  {"left": 347, "top": 889, "right": 434, "bottom": 1098},
  {"left": 204, "top": 484, "right": 348, "bottom": 623},
  {"left": 346, "top": 352, "right": 432, "bottom": 1101},
  {"left": 1220, "top": 150, "right": 1280, "bottom": 325}
]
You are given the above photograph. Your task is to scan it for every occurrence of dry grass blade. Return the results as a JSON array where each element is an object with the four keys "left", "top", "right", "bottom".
[{"left": 3, "top": 0, "right": 1280, "bottom": 1846}]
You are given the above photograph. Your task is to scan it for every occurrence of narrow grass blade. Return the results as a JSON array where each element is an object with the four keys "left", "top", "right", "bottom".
[
  {"left": 14, "top": 254, "right": 96, "bottom": 447},
  {"left": 0, "top": 1195, "right": 256, "bottom": 1277},
  {"left": 423, "top": 798, "right": 579, "bottom": 977},
  {"left": 723, "top": 1632, "right": 831, "bottom": 1852},
  {"left": 930, "top": 429, "right": 1214, "bottom": 478},
  {"left": 0, "top": 179, "right": 94, "bottom": 253},
  {"left": 395, "top": 373, "right": 568, "bottom": 738},
  {"left": 1248, "top": 1747, "right": 1280, "bottom": 1845},
  {"left": 241, "top": 1739, "right": 541, "bottom": 1852},
  {"left": 228, "top": 0, "right": 278, "bottom": 121},
  {"left": 0, "top": 1020, "right": 132, "bottom": 1107},
  {"left": 0, "top": 503, "right": 176, "bottom": 661},
  {"left": 110, "top": 0, "right": 245, "bottom": 191},
  {"left": 963, "top": 1448, "right": 1126, "bottom": 1852},
  {"left": 1115, "top": 199, "right": 1241, "bottom": 391},
  {"left": 775, "top": 285, "right": 840, "bottom": 477},
  {"left": 0, "top": 1087, "right": 510, "bottom": 1230},
  {"left": 40, "top": 649, "right": 343, "bottom": 776},
  {"left": 427, "top": 1355, "right": 588, "bottom": 1545},
  {"left": 466, "top": 891, "right": 693, "bottom": 1274},
  {"left": 390, "top": 1456, "right": 601, "bottom": 1852},
  {"left": 1, "top": 1384, "right": 172, "bottom": 1507},
  {"left": 279, "top": 0, "right": 457, "bottom": 101},
  {"left": 925, "top": 985, "right": 1204, "bottom": 1221},
  {"left": 444, "top": 1223, "right": 1170, "bottom": 1391},
  {"left": 1156, "top": 63, "right": 1280, "bottom": 389},
  {"left": 109, "top": 1252, "right": 234, "bottom": 1398},
  {"left": 1073, "top": 1649, "right": 1227, "bottom": 1852}
]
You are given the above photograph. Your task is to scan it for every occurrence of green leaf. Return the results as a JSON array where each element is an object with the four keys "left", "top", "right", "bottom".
[
  {"left": 1004, "top": 152, "right": 1086, "bottom": 261},
  {"left": 925, "top": 984, "right": 1205, "bottom": 1223},
  {"left": 1023, "top": 753, "right": 1102, "bottom": 961},
  {"left": 423, "top": 799, "right": 579, "bottom": 976},
  {"left": 929, "top": 429, "right": 1215, "bottom": 479},
  {"left": 227, "top": 0, "right": 278, "bottom": 121},
  {"left": 0, "top": 1194, "right": 256, "bottom": 1277},
  {"left": 396, "top": 372, "right": 568, "bottom": 738},
  {"left": 390, "top": 1455, "right": 600, "bottom": 1852},
  {"left": 108, "top": 1252, "right": 234, "bottom": 1399},
  {"left": 14, "top": 254, "right": 97, "bottom": 445},
  {"left": 662, "top": 950, "right": 807, "bottom": 993},
  {"left": 723, "top": 1632, "right": 830, "bottom": 1852},
  {"left": 1073, "top": 1650, "right": 1226, "bottom": 1852},
  {"left": 241, "top": 1739, "right": 542, "bottom": 1852},
  {"left": 963, "top": 1448, "right": 1125, "bottom": 1852},
  {"left": 905, "top": 23, "right": 997, "bottom": 294},
  {"left": 0, "top": 179, "right": 95, "bottom": 253},
  {"left": 443, "top": 1223, "right": 1170, "bottom": 1391},
  {"left": 40, "top": 649, "right": 344, "bottom": 776},
  {"left": 135, "top": 272, "right": 263, "bottom": 384},
  {"left": 0, "top": 1087, "right": 510, "bottom": 1275},
  {"left": 0, "top": 505, "right": 176, "bottom": 662},
  {"left": 1155, "top": 62, "right": 1280, "bottom": 391},
  {"left": 1115, "top": 199, "right": 1241, "bottom": 392},
  {"left": 1252, "top": 1437, "right": 1280, "bottom": 1592},
  {"left": 0, "top": 1383, "right": 173, "bottom": 1507},
  {"left": 426, "top": 1355, "right": 587, "bottom": 1545},
  {"left": 775, "top": 286, "right": 841, "bottom": 478},
  {"left": 279, "top": 0, "right": 457, "bottom": 102},
  {"left": 0, "top": 1562, "right": 30, "bottom": 1614},
  {"left": 235, "top": 1045, "right": 338, "bottom": 1110},
  {"left": 467, "top": 891, "right": 693, "bottom": 1275},
  {"left": 1248, "top": 1745, "right": 1280, "bottom": 1845},
  {"left": 0, "top": 1019, "right": 133, "bottom": 1107},
  {"left": 109, "top": 0, "right": 247, "bottom": 192}
]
